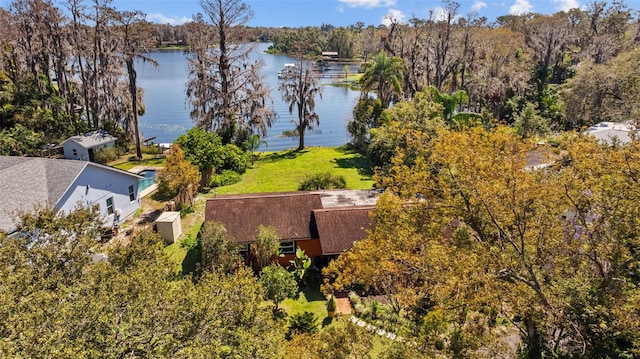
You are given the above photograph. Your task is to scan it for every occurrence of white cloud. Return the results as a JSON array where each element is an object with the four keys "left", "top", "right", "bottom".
[
  {"left": 509, "top": 0, "right": 533, "bottom": 15},
  {"left": 552, "top": 0, "right": 580, "bottom": 12},
  {"left": 471, "top": 1, "right": 487, "bottom": 11},
  {"left": 337, "top": 5, "right": 345, "bottom": 12},
  {"left": 381, "top": 9, "right": 405, "bottom": 26},
  {"left": 426, "top": 6, "right": 461, "bottom": 22},
  {"left": 430, "top": 6, "right": 449, "bottom": 21},
  {"left": 146, "top": 13, "right": 192, "bottom": 25},
  {"left": 339, "top": 0, "right": 396, "bottom": 9}
]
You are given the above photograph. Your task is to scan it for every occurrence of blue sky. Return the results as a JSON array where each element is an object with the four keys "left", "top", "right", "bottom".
[{"left": 108, "top": 0, "right": 637, "bottom": 27}]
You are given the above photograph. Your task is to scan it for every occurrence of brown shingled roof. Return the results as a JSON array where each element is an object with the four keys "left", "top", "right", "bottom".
[
  {"left": 312, "top": 206, "right": 375, "bottom": 255},
  {"left": 204, "top": 192, "right": 323, "bottom": 244}
]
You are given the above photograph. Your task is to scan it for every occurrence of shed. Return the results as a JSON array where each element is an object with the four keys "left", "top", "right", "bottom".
[
  {"left": 155, "top": 211, "right": 182, "bottom": 244},
  {"left": 61, "top": 130, "right": 117, "bottom": 162}
]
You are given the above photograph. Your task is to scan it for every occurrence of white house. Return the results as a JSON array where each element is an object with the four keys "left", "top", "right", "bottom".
[
  {"left": 61, "top": 130, "right": 117, "bottom": 162},
  {"left": 0, "top": 156, "right": 141, "bottom": 235}
]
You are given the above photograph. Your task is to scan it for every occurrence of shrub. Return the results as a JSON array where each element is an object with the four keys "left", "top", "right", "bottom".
[
  {"left": 93, "top": 146, "right": 119, "bottom": 164},
  {"left": 348, "top": 291, "right": 362, "bottom": 307},
  {"left": 209, "top": 170, "right": 242, "bottom": 188},
  {"left": 220, "top": 144, "right": 249, "bottom": 173},
  {"left": 287, "top": 311, "right": 319, "bottom": 339},
  {"left": 142, "top": 145, "right": 162, "bottom": 155},
  {"left": 327, "top": 295, "right": 337, "bottom": 312},
  {"left": 259, "top": 264, "right": 298, "bottom": 311},
  {"left": 370, "top": 300, "right": 379, "bottom": 319},
  {"left": 156, "top": 144, "right": 201, "bottom": 207},
  {"left": 198, "top": 221, "right": 239, "bottom": 274},
  {"left": 298, "top": 172, "right": 347, "bottom": 191}
]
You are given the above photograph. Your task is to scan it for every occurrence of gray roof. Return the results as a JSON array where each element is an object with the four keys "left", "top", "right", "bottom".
[
  {"left": 0, "top": 156, "right": 140, "bottom": 234},
  {"left": 60, "top": 130, "right": 117, "bottom": 149}
]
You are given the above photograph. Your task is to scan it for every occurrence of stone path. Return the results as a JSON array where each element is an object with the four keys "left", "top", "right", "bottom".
[{"left": 349, "top": 316, "right": 402, "bottom": 341}]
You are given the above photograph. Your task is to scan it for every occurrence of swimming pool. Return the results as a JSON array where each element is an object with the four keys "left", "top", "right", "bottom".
[{"left": 138, "top": 169, "right": 157, "bottom": 192}]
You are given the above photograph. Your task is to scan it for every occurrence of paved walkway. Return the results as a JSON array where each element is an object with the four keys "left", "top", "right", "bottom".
[{"left": 336, "top": 297, "right": 353, "bottom": 315}]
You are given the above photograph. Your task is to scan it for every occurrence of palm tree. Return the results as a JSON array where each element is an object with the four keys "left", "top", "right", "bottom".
[
  {"left": 244, "top": 133, "right": 267, "bottom": 165},
  {"left": 426, "top": 86, "right": 469, "bottom": 125},
  {"left": 359, "top": 50, "right": 404, "bottom": 108}
]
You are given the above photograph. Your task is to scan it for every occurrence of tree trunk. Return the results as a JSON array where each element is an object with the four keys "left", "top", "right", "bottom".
[
  {"left": 126, "top": 58, "right": 142, "bottom": 159},
  {"left": 524, "top": 315, "right": 543, "bottom": 359},
  {"left": 298, "top": 125, "right": 305, "bottom": 150},
  {"left": 200, "top": 166, "right": 213, "bottom": 189}
]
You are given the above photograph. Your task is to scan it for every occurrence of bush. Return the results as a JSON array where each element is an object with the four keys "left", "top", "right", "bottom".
[
  {"left": 259, "top": 264, "right": 298, "bottom": 312},
  {"left": 93, "top": 146, "right": 120, "bottom": 164},
  {"left": 209, "top": 170, "right": 242, "bottom": 188},
  {"left": 287, "top": 311, "right": 319, "bottom": 339},
  {"left": 348, "top": 291, "right": 362, "bottom": 307},
  {"left": 220, "top": 144, "right": 250, "bottom": 174},
  {"left": 327, "top": 295, "right": 337, "bottom": 312},
  {"left": 142, "top": 145, "right": 162, "bottom": 155},
  {"left": 298, "top": 172, "right": 347, "bottom": 191}
]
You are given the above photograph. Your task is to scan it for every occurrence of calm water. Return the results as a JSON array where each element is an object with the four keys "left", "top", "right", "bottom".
[
  {"left": 136, "top": 43, "right": 360, "bottom": 151},
  {"left": 138, "top": 169, "right": 157, "bottom": 191}
]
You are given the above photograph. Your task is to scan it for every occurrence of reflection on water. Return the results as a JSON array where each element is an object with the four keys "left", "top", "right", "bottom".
[
  {"left": 138, "top": 169, "right": 157, "bottom": 192},
  {"left": 136, "top": 43, "right": 360, "bottom": 151}
]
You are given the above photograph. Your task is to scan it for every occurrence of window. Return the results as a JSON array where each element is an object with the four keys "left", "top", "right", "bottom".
[
  {"left": 128, "top": 185, "right": 135, "bottom": 201},
  {"left": 279, "top": 241, "right": 295, "bottom": 254},
  {"left": 72, "top": 148, "right": 77, "bottom": 156},
  {"left": 106, "top": 197, "right": 114, "bottom": 215},
  {"left": 239, "top": 244, "right": 250, "bottom": 255}
]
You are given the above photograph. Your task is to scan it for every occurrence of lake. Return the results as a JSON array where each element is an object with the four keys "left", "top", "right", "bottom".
[{"left": 136, "top": 43, "right": 361, "bottom": 151}]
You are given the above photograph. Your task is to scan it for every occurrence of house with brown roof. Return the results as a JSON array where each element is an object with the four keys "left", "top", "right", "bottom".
[
  {"left": 204, "top": 191, "right": 376, "bottom": 266},
  {"left": 312, "top": 206, "right": 375, "bottom": 255}
]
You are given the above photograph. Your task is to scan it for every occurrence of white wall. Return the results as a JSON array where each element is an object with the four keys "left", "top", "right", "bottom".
[
  {"left": 62, "top": 140, "right": 116, "bottom": 161},
  {"left": 63, "top": 141, "right": 90, "bottom": 161},
  {"left": 57, "top": 164, "right": 141, "bottom": 227}
]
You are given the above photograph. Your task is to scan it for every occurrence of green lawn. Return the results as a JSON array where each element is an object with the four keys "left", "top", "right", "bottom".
[
  {"left": 280, "top": 284, "right": 329, "bottom": 320},
  {"left": 162, "top": 146, "right": 374, "bottom": 272},
  {"left": 217, "top": 146, "right": 374, "bottom": 194},
  {"left": 110, "top": 154, "right": 166, "bottom": 170}
]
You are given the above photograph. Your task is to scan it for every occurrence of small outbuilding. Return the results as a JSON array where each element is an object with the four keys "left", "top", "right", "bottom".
[
  {"left": 61, "top": 130, "right": 117, "bottom": 162},
  {"left": 155, "top": 211, "right": 182, "bottom": 244}
]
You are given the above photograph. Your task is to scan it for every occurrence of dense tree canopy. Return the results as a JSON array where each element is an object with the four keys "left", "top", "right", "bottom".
[
  {"left": 327, "top": 126, "right": 640, "bottom": 357},
  {"left": 0, "top": 206, "right": 284, "bottom": 358},
  {"left": 186, "top": 0, "right": 275, "bottom": 145},
  {"left": 562, "top": 47, "right": 640, "bottom": 129}
]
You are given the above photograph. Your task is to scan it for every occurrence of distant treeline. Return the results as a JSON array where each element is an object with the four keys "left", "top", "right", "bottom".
[{"left": 1, "top": 0, "right": 639, "bottom": 157}]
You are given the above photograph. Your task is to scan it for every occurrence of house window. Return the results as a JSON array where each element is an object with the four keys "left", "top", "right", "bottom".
[
  {"left": 238, "top": 244, "right": 250, "bottom": 255},
  {"left": 72, "top": 149, "right": 77, "bottom": 156},
  {"left": 106, "top": 197, "right": 114, "bottom": 215},
  {"left": 128, "top": 185, "right": 135, "bottom": 201},
  {"left": 279, "top": 241, "right": 295, "bottom": 254}
]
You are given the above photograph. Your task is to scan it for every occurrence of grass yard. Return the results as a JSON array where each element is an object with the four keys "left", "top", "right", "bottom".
[
  {"left": 162, "top": 146, "right": 374, "bottom": 273},
  {"left": 110, "top": 154, "right": 166, "bottom": 170},
  {"left": 280, "top": 283, "right": 329, "bottom": 321},
  {"left": 113, "top": 146, "right": 374, "bottom": 275},
  {"left": 217, "top": 146, "right": 374, "bottom": 194}
]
